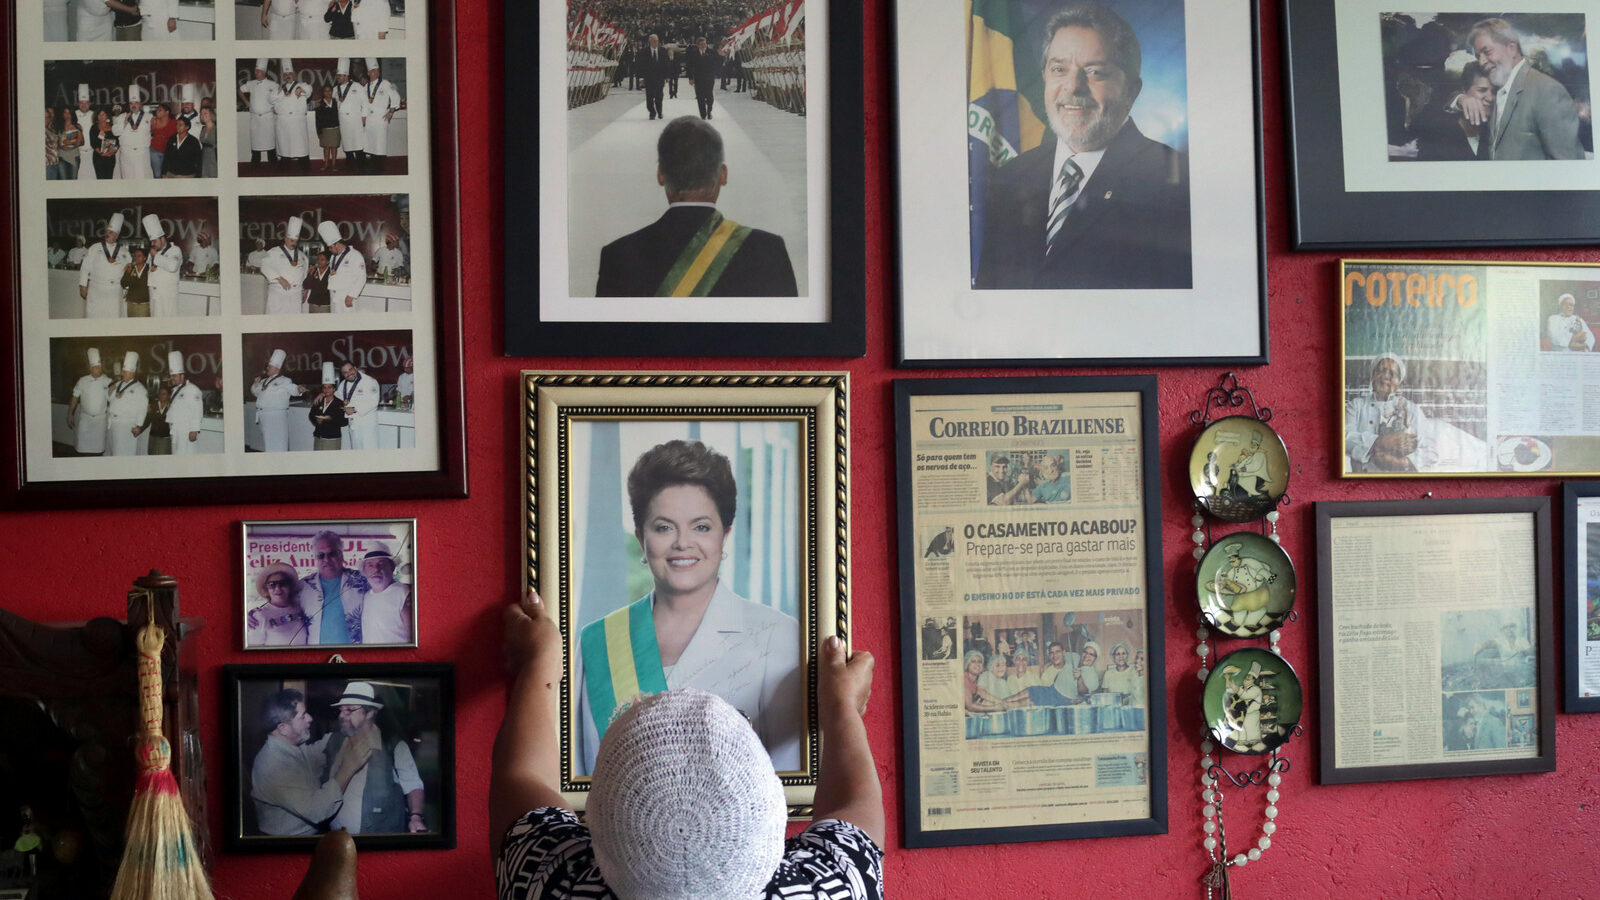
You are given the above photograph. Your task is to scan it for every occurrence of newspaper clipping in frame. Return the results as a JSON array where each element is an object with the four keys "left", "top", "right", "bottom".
[{"left": 908, "top": 389, "right": 1152, "bottom": 833}]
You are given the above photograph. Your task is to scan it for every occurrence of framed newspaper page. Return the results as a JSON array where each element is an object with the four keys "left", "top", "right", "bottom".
[
  {"left": 1284, "top": 4, "right": 1600, "bottom": 249},
  {"left": 1341, "top": 259, "right": 1600, "bottom": 478},
  {"left": 0, "top": 0, "right": 466, "bottom": 509},
  {"left": 504, "top": 1, "right": 866, "bottom": 359},
  {"left": 1316, "top": 497, "right": 1556, "bottom": 785},
  {"left": 1563, "top": 482, "right": 1600, "bottom": 712},
  {"left": 522, "top": 371, "right": 848, "bottom": 818},
  {"left": 892, "top": 0, "right": 1267, "bottom": 367},
  {"left": 894, "top": 375, "right": 1166, "bottom": 846}
]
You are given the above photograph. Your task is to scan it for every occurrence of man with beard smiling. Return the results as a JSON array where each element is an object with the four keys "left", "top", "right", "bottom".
[
  {"left": 975, "top": 3, "right": 1191, "bottom": 290},
  {"left": 1455, "top": 17, "right": 1583, "bottom": 161}
]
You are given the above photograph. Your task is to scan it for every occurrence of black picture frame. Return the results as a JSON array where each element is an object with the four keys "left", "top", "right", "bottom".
[
  {"left": 1316, "top": 497, "right": 1556, "bottom": 784},
  {"left": 891, "top": 0, "right": 1268, "bottom": 367},
  {"left": 894, "top": 375, "right": 1166, "bottom": 846},
  {"left": 501, "top": 3, "right": 864, "bottom": 358},
  {"left": 0, "top": 0, "right": 468, "bottom": 509},
  {"left": 1562, "top": 482, "right": 1600, "bottom": 713},
  {"left": 1283, "top": 3, "right": 1599, "bottom": 249},
  {"left": 222, "top": 662, "right": 455, "bottom": 852}
]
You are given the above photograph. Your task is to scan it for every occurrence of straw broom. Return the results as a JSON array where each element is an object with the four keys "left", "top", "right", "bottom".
[{"left": 109, "top": 614, "right": 213, "bottom": 900}]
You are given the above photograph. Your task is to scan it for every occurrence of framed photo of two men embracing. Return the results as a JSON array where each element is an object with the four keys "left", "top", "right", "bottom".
[{"left": 892, "top": 0, "right": 1268, "bottom": 366}]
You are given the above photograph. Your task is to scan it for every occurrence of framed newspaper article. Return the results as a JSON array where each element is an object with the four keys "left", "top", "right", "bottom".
[
  {"left": 892, "top": 0, "right": 1267, "bottom": 367},
  {"left": 504, "top": 1, "right": 866, "bottom": 358},
  {"left": 894, "top": 375, "right": 1166, "bottom": 846},
  {"left": 1342, "top": 259, "right": 1600, "bottom": 478},
  {"left": 0, "top": 0, "right": 466, "bottom": 509},
  {"left": 1316, "top": 497, "right": 1556, "bottom": 785},
  {"left": 1284, "top": 5, "right": 1600, "bottom": 249},
  {"left": 1563, "top": 482, "right": 1600, "bottom": 713},
  {"left": 522, "top": 371, "right": 848, "bottom": 818}
]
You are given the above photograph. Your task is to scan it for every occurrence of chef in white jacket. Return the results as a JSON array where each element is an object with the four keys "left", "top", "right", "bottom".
[
  {"left": 106, "top": 351, "right": 149, "bottom": 457},
  {"left": 78, "top": 212, "right": 131, "bottom": 319},
  {"left": 259, "top": 216, "right": 309, "bottom": 315},
  {"left": 166, "top": 349, "right": 206, "bottom": 455},
  {"left": 240, "top": 60, "right": 281, "bottom": 164},
  {"left": 333, "top": 60, "right": 367, "bottom": 169},
  {"left": 143, "top": 213, "right": 184, "bottom": 318},
  {"left": 360, "top": 59, "right": 403, "bottom": 169},
  {"left": 319, "top": 220, "right": 367, "bottom": 313},
  {"left": 44, "top": 0, "right": 71, "bottom": 41},
  {"left": 74, "top": 85, "right": 98, "bottom": 181},
  {"left": 374, "top": 233, "right": 405, "bottom": 276},
  {"left": 337, "top": 361, "right": 381, "bottom": 449},
  {"left": 296, "top": 0, "right": 328, "bottom": 39},
  {"left": 273, "top": 59, "right": 313, "bottom": 166},
  {"left": 141, "top": 0, "right": 181, "bottom": 40},
  {"left": 260, "top": 0, "right": 296, "bottom": 40},
  {"left": 112, "top": 84, "right": 153, "bottom": 179},
  {"left": 351, "top": 0, "right": 389, "bottom": 39},
  {"left": 75, "top": 0, "right": 116, "bottom": 41},
  {"left": 252, "top": 348, "right": 306, "bottom": 452},
  {"left": 68, "top": 349, "right": 111, "bottom": 455},
  {"left": 187, "top": 232, "right": 218, "bottom": 277}
]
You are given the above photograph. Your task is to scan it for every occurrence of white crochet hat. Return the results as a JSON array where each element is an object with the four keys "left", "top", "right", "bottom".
[{"left": 588, "top": 689, "right": 785, "bottom": 900}]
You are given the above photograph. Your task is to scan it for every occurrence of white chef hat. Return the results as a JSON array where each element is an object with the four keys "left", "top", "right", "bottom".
[
  {"left": 181, "top": 84, "right": 196, "bottom": 104},
  {"left": 123, "top": 350, "right": 140, "bottom": 372},
  {"left": 286, "top": 215, "right": 304, "bottom": 238},
  {"left": 106, "top": 212, "right": 125, "bottom": 235},
  {"left": 269, "top": 348, "right": 286, "bottom": 368},
  {"left": 127, "top": 84, "right": 141, "bottom": 103},
  {"left": 167, "top": 350, "right": 185, "bottom": 374},
  {"left": 336, "top": 58, "right": 351, "bottom": 76},
  {"left": 321, "top": 362, "right": 337, "bottom": 384},
  {"left": 254, "top": 58, "right": 269, "bottom": 72},
  {"left": 281, "top": 58, "right": 296, "bottom": 75},
  {"left": 317, "top": 220, "right": 343, "bottom": 245},
  {"left": 366, "top": 57, "right": 379, "bottom": 71},
  {"left": 142, "top": 213, "right": 165, "bottom": 239},
  {"left": 87, "top": 348, "right": 102, "bottom": 366},
  {"left": 77, "top": 83, "right": 90, "bottom": 102}
]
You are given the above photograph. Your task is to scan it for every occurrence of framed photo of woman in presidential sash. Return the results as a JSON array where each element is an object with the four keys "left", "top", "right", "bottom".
[
  {"left": 503, "top": 1, "right": 865, "bottom": 358},
  {"left": 522, "top": 372, "right": 848, "bottom": 817},
  {"left": 891, "top": 0, "right": 1268, "bottom": 366},
  {"left": 0, "top": 0, "right": 466, "bottom": 509}
]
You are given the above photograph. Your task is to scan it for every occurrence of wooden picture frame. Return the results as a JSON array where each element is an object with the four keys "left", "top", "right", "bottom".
[
  {"left": 222, "top": 662, "right": 456, "bottom": 851},
  {"left": 1, "top": 0, "right": 467, "bottom": 508},
  {"left": 1283, "top": 4, "right": 1598, "bottom": 249},
  {"left": 894, "top": 374, "right": 1166, "bottom": 846},
  {"left": 1316, "top": 497, "right": 1555, "bottom": 784},
  {"left": 503, "top": 2, "right": 865, "bottom": 358},
  {"left": 891, "top": 0, "right": 1267, "bottom": 366},
  {"left": 522, "top": 371, "right": 848, "bottom": 817}
]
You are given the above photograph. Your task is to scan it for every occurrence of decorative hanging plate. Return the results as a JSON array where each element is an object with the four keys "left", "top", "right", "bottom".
[
  {"left": 1188, "top": 415, "right": 1289, "bottom": 523},
  {"left": 1195, "top": 532, "right": 1297, "bottom": 638},
  {"left": 1203, "top": 648, "right": 1303, "bottom": 754}
]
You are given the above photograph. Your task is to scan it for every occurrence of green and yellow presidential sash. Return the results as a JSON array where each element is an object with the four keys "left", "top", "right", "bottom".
[
  {"left": 655, "top": 211, "right": 753, "bottom": 297},
  {"left": 580, "top": 596, "right": 669, "bottom": 739}
]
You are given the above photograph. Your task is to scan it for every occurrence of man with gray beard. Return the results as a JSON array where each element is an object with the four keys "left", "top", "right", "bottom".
[{"left": 975, "top": 2, "right": 1191, "bottom": 291}]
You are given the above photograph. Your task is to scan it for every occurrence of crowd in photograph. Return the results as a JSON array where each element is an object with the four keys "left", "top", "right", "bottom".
[
  {"left": 45, "top": 83, "right": 217, "bottom": 180},
  {"left": 571, "top": 0, "right": 757, "bottom": 48}
]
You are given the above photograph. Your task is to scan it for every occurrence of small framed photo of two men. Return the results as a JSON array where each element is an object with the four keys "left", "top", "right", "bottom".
[
  {"left": 503, "top": 1, "right": 866, "bottom": 358},
  {"left": 523, "top": 371, "right": 849, "bottom": 818},
  {"left": 1, "top": 0, "right": 467, "bottom": 510},
  {"left": 1284, "top": 5, "right": 1599, "bottom": 248},
  {"left": 223, "top": 663, "right": 455, "bottom": 851},
  {"left": 892, "top": 0, "right": 1268, "bottom": 366},
  {"left": 240, "top": 517, "right": 418, "bottom": 650}
]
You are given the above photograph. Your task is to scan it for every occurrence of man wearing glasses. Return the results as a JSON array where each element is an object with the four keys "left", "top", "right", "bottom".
[{"left": 297, "top": 531, "right": 369, "bottom": 644}]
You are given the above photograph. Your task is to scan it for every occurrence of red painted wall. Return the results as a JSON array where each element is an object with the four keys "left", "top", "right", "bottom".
[{"left": 5, "top": 1, "right": 1599, "bottom": 897}]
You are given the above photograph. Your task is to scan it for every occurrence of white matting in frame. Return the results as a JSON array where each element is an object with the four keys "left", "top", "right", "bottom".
[{"left": 892, "top": 0, "right": 1266, "bottom": 366}]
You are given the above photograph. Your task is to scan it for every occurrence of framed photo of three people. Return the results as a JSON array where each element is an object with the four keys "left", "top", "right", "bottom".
[
  {"left": 522, "top": 372, "right": 848, "bottom": 816},
  {"left": 893, "top": 0, "right": 1268, "bottom": 366}
]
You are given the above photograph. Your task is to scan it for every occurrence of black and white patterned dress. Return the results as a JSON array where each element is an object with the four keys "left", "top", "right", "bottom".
[{"left": 496, "top": 808, "right": 884, "bottom": 900}]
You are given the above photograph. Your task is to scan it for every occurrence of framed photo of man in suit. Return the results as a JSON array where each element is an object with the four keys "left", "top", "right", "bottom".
[
  {"left": 504, "top": 0, "right": 865, "bottom": 358},
  {"left": 522, "top": 372, "right": 849, "bottom": 818},
  {"left": 1285, "top": 4, "right": 1599, "bottom": 248},
  {"left": 893, "top": 0, "right": 1267, "bottom": 366}
]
